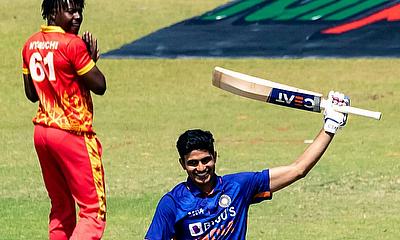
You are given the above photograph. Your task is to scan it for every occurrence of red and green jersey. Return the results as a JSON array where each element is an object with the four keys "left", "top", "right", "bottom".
[{"left": 22, "top": 25, "right": 96, "bottom": 133}]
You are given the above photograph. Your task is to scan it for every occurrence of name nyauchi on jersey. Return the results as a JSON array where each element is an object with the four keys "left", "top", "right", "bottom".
[
  {"left": 22, "top": 25, "right": 96, "bottom": 133},
  {"left": 145, "top": 170, "right": 272, "bottom": 239}
]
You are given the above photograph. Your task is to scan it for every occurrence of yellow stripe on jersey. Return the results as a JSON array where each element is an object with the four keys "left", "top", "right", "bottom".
[
  {"left": 22, "top": 67, "right": 29, "bottom": 74},
  {"left": 41, "top": 25, "right": 65, "bottom": 33},
  {"left": 84, "top": 134, "right": 106, "bottom": 220},
  {"left": 77, "top": 60, "right": 95, "bottom": 76}
]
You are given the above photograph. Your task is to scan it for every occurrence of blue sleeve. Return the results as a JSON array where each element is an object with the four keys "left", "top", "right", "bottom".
[
  {"left": 229, "top": 169, "right": 272, "bottom": 204},
  {"left": 145, "top": 194, "right": 177, "bottom": 240},
  {"left": 249, "top": 169, "right": 272, "bottom": 204}
]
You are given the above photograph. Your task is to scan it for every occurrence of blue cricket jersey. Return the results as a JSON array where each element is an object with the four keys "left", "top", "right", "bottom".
[{"left": 145, "top": 169, "right": 272, "bottom": 239}]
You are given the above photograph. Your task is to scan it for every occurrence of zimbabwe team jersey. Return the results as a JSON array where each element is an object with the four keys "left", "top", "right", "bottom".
[
  {"left": 145, "top": 170, "right": 272, "bottom": 239},
  {"left": 22, "top": 25, "right": 96, "bottom": 133}
]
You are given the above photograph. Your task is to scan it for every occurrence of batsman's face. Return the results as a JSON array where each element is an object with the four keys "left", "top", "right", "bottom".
[
  {"left": 54, "top": 1, "right": 83, "bottom": 34},
  {"left": 181, "top": 150, "right": 216, "bottom": 190}
]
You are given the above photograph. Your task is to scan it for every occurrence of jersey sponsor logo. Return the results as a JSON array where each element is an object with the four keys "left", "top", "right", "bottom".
[
  {"left": 189, "top": 222, "right": 204, "bottom": 237},
  {"left": 188, "top": 206, "right": 237, "bottom": 237},
  {"left": 218, "top": 194, "right": 232, "bottom": 208},
  {"left": 188, "top": 208, "right": 205, "bottom": 217}
]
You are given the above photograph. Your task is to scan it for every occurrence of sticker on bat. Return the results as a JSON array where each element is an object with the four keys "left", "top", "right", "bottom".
[{"left": 268, "top": 89, "right": 321, "bottom": 112}]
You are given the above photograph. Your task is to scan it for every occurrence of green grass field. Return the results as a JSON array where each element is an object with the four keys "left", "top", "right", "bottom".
[{"left": 1, "top": 0, "right": 399, "bottom": 239}]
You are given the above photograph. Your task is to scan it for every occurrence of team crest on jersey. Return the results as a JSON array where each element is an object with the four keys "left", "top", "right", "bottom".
[
  {"left": 218, "top": 194, "right": 231, "bottom": 208},
  {"left": 188, "top": 222, "right": 204, "bottom": 236}
]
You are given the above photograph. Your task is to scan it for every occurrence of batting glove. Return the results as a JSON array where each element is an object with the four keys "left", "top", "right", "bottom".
[{"left": 323, "top": 91, "right": 350, "bottom": 134}]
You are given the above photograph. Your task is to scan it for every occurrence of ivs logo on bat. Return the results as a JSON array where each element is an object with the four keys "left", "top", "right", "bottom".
[{"left": 269, "top": 89, "right": 320, "bottom": 112}]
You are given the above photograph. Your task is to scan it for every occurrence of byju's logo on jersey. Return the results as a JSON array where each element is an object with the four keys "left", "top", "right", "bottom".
[
  {"left": 218, "top": 194, "right": 231, "bottom": 208},
  {"left": 188, "top": 222, "right": 204, "bottom": 237},
  {"left": 188, "top": 207, "right": 237, "bottom": 237}
]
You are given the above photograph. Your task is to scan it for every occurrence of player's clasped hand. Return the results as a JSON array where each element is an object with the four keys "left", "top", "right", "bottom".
[
  {"left": 82, "top": 31, "right": 100, "bottom": 62},
  {"left": 323, "top": 91, "right": 350, "bottom": 134}
]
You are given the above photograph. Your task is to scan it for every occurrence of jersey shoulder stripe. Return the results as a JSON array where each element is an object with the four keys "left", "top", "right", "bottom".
[{"left": 253, "top": 191, "right": 271, "bottom": 199}]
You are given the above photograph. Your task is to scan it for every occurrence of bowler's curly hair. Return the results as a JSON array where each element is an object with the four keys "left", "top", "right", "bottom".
[
  {"left": 41, "top": 0, "right": 85, "bottom": 20},
  {"left": 176, "top": 129, "right": 215, "bottom": 159}
]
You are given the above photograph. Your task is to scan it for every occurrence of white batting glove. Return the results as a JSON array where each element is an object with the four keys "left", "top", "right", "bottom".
[{"left": 323, "top": 91, "right": 350, "bottom": 134}]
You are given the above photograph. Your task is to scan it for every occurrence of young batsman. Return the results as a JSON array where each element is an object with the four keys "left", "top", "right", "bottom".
[
  {"left": 145, "top": 91, "right": 349, "bottom": 239},
  {"left": 22, "top": 0, "right": 107, "bottom": 239}
]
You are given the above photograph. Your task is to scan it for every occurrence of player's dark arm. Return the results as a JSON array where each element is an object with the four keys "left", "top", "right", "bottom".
[
  {"left": 269, "top": 129, "right": 334, "bottom": 193},
  {"left": 81, "top": 66, "right": 106, "bottom": 95},
  {"left": 81, "top": 31, "right": 106, "bottom": 95},
  {"left": 23, "top": 74, "right": 39, "bottom": 102}
]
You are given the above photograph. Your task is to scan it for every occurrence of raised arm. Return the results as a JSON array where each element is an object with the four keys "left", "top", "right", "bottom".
[
  {"left": 269, "top": 91, "right": 349, "bottom": 193},
  {"left": 269, "top": 130, "right": 333, "bottom": 192}
]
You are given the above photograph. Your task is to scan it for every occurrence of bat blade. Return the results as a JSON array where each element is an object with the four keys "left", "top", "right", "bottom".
[
  {"left": 212, "top": 66, "right": 382, "bottom": 120},
  {"left": 213, "top": 67, "right": 323, "bottom": 112}
]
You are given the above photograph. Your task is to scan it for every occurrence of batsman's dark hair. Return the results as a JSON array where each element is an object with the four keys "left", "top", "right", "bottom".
[
  {"left": 176, "top": 129, "right": 215, "bottom": 159},
  {"left": 41, "top": 0, "right": 85, "bottom": 20}
]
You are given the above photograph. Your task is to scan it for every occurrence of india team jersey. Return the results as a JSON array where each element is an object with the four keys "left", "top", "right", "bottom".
[
  {"left": 22, "top": 25, "right": 96, "bottom": 133},
  {"left": 145, "top": 170, "right": 272, "bottom": 239}
]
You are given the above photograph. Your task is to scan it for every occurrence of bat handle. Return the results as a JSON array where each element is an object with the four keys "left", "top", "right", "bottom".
[{"left": 320, "top": 99, "right": 382, "bottom": 120}]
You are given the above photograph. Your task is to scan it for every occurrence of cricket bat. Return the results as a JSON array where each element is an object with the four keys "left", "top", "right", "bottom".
[{"left": 212, "top": 67, "right": 382, "bottom": 120}]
